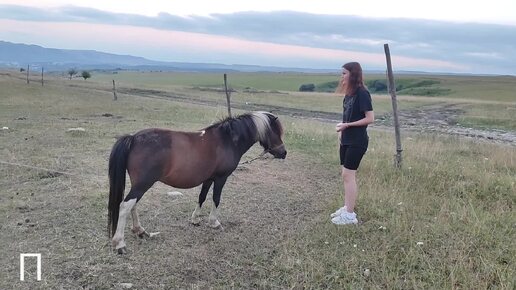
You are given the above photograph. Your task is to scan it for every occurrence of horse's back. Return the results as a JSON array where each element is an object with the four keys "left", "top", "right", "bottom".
[{"left": 127, "top": 128, "right": 219, "bottom": 188}]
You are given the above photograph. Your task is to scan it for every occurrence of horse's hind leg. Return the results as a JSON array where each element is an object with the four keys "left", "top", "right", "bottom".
[
  {"left": 191, "top": 180, "right": 213, "bottom": 225},
  {"left": 131, "top": 204, "right": 149, "bottom": 238},
  {"left": 112, "top": 182, "right": 154, "bottom": 254},
  {"left": 209, "top": 176, "right": 228, "bottom": 229},
  {"left": 111, "top": 197, "right": 136, "bottom": 253}
]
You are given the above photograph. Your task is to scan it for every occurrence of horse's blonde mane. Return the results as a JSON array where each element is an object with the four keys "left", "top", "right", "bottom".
[{"left": 250, "top": 111, "right": 272, "bottom": 143}]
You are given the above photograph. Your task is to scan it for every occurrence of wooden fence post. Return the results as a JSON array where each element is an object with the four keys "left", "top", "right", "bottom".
[
  {"left": 41, "top": 67, "right": 44, "bottom": 86},
  {"left": 384, "top": 43, "right": 403, "bottom": 168},
  {"left": 112, "top": 80, "right": 117, "bottom": 101},
  {"left": 223, "top": 73, "right": 232, "bottom": 117},
  {"left": 26, "top": 65, "right": 29, "bottom": 84}
]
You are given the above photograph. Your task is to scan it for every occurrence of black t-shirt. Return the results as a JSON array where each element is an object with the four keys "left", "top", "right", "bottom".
[{"left": 341, "top": 86, "right": 373, "bottom": 147}]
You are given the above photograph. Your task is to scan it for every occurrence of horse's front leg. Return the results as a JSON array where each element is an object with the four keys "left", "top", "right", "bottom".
[
  {"left": 209, "top": 176, "right": 228, "bottom": 229},
  {"left": 191, "top": 180, "right": 213, "bottom": 225},
  {"left": 131, "top": 204, "right": 150, "bottom": 238}
]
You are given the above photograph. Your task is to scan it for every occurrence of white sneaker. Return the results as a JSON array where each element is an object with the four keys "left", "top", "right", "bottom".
[
  {"left": 330, "top": 206, "right": 347, "bottom": 218},
  {"left": 331, "top": 211, "right": 358, "bottom": 225}
]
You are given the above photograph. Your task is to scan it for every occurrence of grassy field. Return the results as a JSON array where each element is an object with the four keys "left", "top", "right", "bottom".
[
  {"left": 91, "top": 71, "right": 516, "bottom": 131},
  {"left": 0, "top": 71, "right": 515, "bottom": 289},
  {"left": 91, "top": 70, "right": 516, "bottom": 101}
]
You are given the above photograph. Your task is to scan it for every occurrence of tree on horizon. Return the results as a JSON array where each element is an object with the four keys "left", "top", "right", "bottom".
[
  {"left": 81, "top": 71, "right": 91, "bottom": 80},
  {"left": 68, "top": 68, "right": 78, "bottom": 80}
]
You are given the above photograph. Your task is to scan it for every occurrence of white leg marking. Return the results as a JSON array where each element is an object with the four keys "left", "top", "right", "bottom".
[
  {"left": 208, "top": 203, "right": 221, "bottom": 228},
  {"left": 112, "top": 198, "right": 136, "bottom": 249},
  {"left": 191, "top": 204, "right": 202, "bottom": 225}
]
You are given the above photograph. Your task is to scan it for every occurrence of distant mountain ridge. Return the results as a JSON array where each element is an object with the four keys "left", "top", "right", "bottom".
[
  {"left": 0, "top": 41, "right": 338, "bottom": 73},
  {"left": 0, "top": 41, "right": 158, "bottom": 66}
]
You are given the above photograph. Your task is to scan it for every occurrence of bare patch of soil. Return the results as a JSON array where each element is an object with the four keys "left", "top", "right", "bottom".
[
  {"left": 2, "top": 149, "right": 337, "bottom": 289},
  {"left": 375, "top": 102, "right": 516, "bottom": 146}
]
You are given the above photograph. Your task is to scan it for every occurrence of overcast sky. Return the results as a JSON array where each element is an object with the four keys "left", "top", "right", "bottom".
[{"left": 0, "top": 0, "right": 515, "bottom": 74}]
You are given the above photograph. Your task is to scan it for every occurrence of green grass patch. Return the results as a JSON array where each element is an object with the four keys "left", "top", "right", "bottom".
[
  {"left": 92, "top": 71, "right": 515, "bottom": 102},
  {"left": 93, "top": 71, "right": 338, "bottom": 92},
  {"left": 458, "top": 103, "right": 516, "bottom": 131},
  {"left": 366, "top": 78, "right": 451, "bottom": 96}
]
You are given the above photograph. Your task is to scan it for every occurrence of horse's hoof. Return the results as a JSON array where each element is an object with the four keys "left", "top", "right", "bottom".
[
  {"left": 117, "top": 247, "right": 127, "bottom": 255},
  {"left": 149, "top": 232, "right": 160, "bottom": 238},
  {"left": 209, "top": 220, "right": 224, "bottom": 230},
  {"left": 138, "top": 231, "right": 150, "bottom": 239}
]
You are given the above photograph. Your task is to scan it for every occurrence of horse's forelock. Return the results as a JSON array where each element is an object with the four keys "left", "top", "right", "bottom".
[{"left": 251, "top": 111, "right": 273, "bottom": 143}]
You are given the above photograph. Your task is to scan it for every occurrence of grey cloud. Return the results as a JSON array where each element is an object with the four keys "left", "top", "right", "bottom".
[{"left": 1, "top": 5, "right": 515, "bottom": 73}]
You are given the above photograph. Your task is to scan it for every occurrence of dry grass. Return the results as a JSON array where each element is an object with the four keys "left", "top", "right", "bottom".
[
  {"left": 0, "top": 71, "right": 514, "bottom": 289},
  {"left": 0, "top": 73, "right": 333, "bottom": 289},
  {"left": 272, "top": 122, "right": 515, "bottom": 289}
]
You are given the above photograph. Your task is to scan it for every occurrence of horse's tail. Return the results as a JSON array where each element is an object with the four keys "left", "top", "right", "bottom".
[{"left": 108, "top": 134, "right": 134, "bottom": 238}]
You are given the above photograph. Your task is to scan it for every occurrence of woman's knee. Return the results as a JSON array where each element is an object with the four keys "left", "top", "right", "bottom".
[{"left": 341, "top": 167, "right": 356, "bottom": 181}]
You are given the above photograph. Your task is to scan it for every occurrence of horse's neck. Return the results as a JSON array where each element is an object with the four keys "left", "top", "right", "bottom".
[
  {"left": 214, "top": 121, "right": 259, "bottom": 156},
  {"left": 238, "top": 138, "right": 258, "bottom": 156},
  {"left": 228, "top": 132, "right": 258, "bottom": 158}
]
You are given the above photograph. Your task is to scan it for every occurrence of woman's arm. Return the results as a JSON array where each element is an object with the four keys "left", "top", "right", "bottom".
[{"left": 336, "top": 111, "right": 374, "bottom": 132}]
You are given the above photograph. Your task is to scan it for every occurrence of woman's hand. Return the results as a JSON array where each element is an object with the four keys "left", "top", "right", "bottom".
[{"left": 336, "top": 122, "right": 350, "bottom": 132}]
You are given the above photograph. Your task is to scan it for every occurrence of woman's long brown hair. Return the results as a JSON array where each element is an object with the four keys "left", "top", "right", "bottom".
[{"left": 335, "top": 62, "right": 365, "bottom": 96}]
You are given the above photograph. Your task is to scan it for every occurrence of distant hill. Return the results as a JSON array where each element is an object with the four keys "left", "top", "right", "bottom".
[
  {"left": 0, "top": 41, "right": 338, "bottom": 73},
  {"left": 0, "top": 41, "right": 159, "bottom": 67}
]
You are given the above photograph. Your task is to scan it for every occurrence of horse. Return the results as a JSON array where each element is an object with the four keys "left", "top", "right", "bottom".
[{"left": 108, "top": 111, "right": 287, "bottom": 254}]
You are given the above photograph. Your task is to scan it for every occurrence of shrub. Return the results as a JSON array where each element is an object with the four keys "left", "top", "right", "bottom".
[
  {"left": 366, "top": 80, "right": 388, "bottom": 92},
  {"left": 81, "top": 71, "right": 91, "bottom": 80},
  {"left": 299, "top": 83, "right": 315, "bottom": 92},
  {"left": 315, "top": 81, "right": 339, "bottom": 92}
]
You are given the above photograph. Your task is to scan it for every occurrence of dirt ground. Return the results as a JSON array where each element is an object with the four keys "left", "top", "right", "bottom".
[{"left": 2, "top": 145, "right": 337, "bottom": 289}]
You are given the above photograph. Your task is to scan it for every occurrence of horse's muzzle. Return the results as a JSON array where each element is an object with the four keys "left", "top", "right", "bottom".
[
  {"left": 274, "top": 150, "right": 287, "bottom": 159},
  {"left": 269, "top": 144, "right": 287, "bottom": 159}
]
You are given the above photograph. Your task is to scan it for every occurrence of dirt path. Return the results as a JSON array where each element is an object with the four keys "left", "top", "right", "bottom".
[{"left": 117, "top": 87, "right": 516, "bottom": 146}]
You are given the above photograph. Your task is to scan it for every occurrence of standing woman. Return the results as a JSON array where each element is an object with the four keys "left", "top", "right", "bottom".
[{"left": 331, "top": 62, "right": 374, "bottom": 225}]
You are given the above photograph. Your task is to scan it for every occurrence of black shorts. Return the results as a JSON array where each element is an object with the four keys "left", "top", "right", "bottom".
[{"left": 339, "top": 145, "right": 367, "bottom": 170}]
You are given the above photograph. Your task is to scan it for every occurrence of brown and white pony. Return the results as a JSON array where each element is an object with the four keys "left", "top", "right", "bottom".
[{"left": 108, "top": 111, "right": 286, "bottom": 253}]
